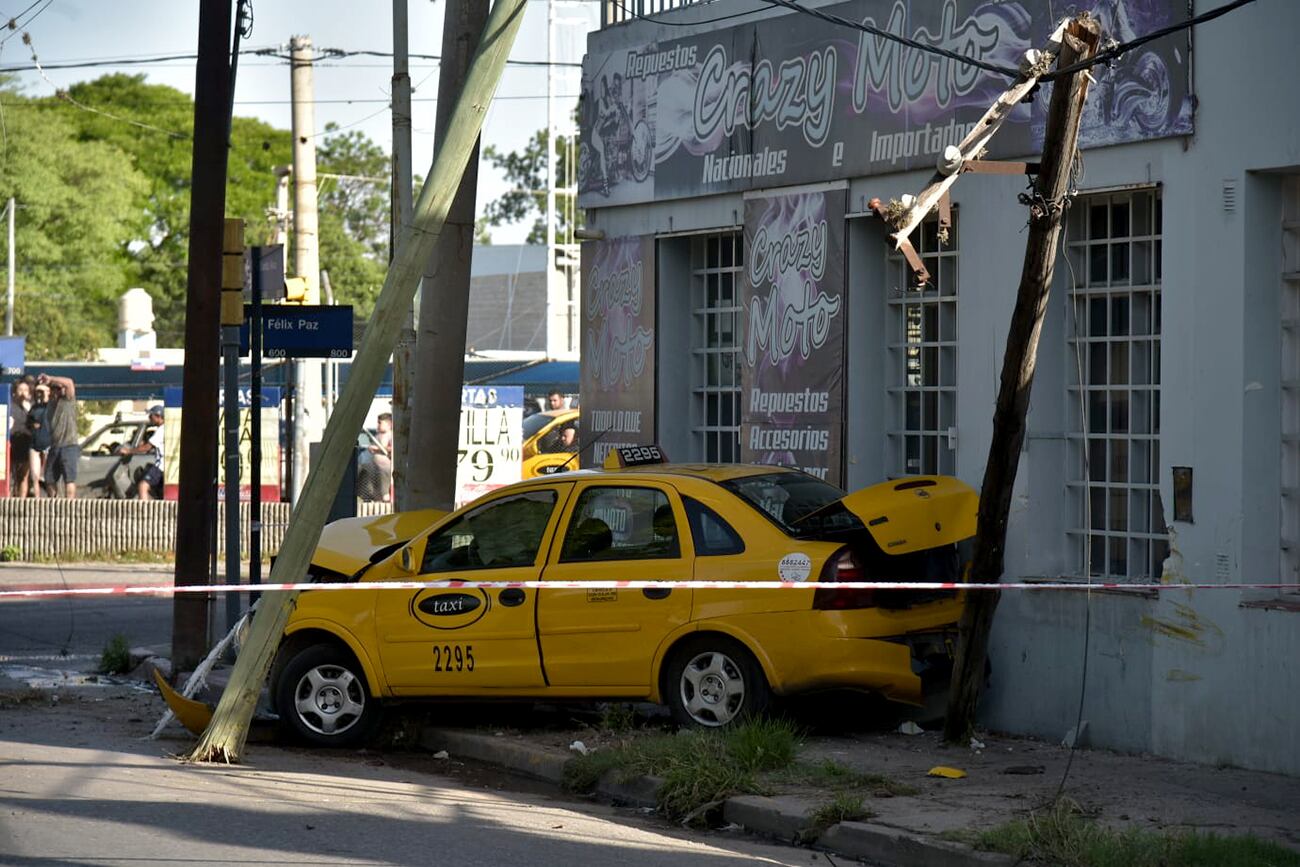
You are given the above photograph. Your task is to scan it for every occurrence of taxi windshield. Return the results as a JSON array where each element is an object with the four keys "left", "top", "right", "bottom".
[
  {"left": 523, "top": 413, "right": 556, "bottom": 440},
  {"left": 720, "top": 473, "right": 859, "bottom": 538}
]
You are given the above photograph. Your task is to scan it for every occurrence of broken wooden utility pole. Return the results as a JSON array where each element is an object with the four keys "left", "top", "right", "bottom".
[
  {"left": 943, "top": 15, "right": 1101, "bottom": 743},
  {"left": 186, "top": 0, "right": 529, "bottom": 765},
  {"left": 172, "top": 0, "right": 233, "bottom": 672},
  {"left": 407, "top": 0, "right": 488, "bottom": 511},
  {"left": 390, "top": 0, "right": 415, "bottom": 510}
]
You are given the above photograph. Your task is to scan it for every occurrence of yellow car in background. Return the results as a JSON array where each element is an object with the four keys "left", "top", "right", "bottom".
[
  {"left": 520, "top": 408, "right": 580, "bottom": 478},
  {"left": 272, "top": 447, "right": 976, "bottom": 746}
]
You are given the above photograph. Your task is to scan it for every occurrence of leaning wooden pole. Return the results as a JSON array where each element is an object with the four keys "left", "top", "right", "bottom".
[
  {"left": 943, "top": 15, "right": 1101, "bottom": 743},
  {"left": 187, "top": 0, "right": 529, "bottom": 764}
]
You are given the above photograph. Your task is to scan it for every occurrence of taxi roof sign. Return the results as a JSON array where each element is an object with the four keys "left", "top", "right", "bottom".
[{"left": 604, "top": 445, "right": 669, "bottom": 470}]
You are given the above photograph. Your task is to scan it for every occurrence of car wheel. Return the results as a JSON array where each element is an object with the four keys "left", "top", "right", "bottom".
[
  {"left": 275, "top": 643, "right": 380, "bottom": 747},
  {"left": 665, "top": 636, "right": 771, "bottom": 728}
]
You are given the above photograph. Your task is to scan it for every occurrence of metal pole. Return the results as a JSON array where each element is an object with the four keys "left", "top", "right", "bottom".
[
  {"left": 250, "top": 246, "right": 264, "bottom": 589},
  {"left": 290, "top": 35, "right": 323, "bottom": 505},
  {"left": 391, "top": 0, "right": 416, "bottom": 509},
  {"left": 5, "top": 197, "right": 13, "bottom": 336},
  {"left": 222, "top": 333, "right": 241, "bottom": 632},
  {"left": 545, "top": 0, "right": 556, "bottom": 274},
  {"left": 173, "top": 0, "right": 232, "bottom": 672}
]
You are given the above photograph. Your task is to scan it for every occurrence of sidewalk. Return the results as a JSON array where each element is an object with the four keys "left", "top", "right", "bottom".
[{"left": 419, "top": 720, "right": 1300, "bottom": 867}]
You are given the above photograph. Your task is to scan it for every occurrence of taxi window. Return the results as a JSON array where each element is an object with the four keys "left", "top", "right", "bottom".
[
  {"left": 683, "top": 496, "right": 745, "bottom": 556},
  {"left": 560, "top": 486, "right": 680, "bottom": 562},
  {"left": 421, "top": 490, "right": 558, "bottom": 573}
]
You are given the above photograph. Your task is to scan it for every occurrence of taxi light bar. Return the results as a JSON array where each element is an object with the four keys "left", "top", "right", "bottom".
[{"left": 603, "top": 444, "right": 669, "bottom": 470}]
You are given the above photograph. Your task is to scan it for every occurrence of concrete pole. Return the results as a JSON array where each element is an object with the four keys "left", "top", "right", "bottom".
[
  {"left": 5, "top": 197, "right": 13, "bottom": 336},
  {"left": 408, "top": 0, "right": 488, "bottom": 511},
  {"left": 290, "top": 35, "right": 324, "bottom": 504},
  {"left": 391, "top": 0, "right": 416, "bottom": 509}
]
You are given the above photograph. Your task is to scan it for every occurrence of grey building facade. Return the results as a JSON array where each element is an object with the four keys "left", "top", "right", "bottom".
[{"left": 579, "top": 0, "right": 1300, "bottom": 774}]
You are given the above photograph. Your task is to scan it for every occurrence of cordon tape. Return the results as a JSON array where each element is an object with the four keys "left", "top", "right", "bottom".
[{"left": 0, "top": 580, "right": 1293, "bottom": 600}]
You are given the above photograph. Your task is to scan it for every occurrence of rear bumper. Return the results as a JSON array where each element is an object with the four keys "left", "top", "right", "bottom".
[{"left": 714, "top": 606, "right": 962, "bottom": 706}]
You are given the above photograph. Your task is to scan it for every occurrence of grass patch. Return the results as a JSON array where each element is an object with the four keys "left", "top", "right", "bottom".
[
  {"left": 975, "top": 800, "right": 1300, "bottom": 867},
  {"left": 596, "top": 702, "right": 637, "bottom": 733},
  {"left": 564, "top": 718, "right": 802, "bottom": 824},
  {"left": 774, "top": 757, "right": 919, "bottom": 797},
  {"left": 99, "top": 634, "right": 131, "bottom": 675},
  {"left": 803, "top": 793, "right": 873, "bottom": 840},
  {"left": 0, "top": 689, "right": 46, "bottom": 708}
]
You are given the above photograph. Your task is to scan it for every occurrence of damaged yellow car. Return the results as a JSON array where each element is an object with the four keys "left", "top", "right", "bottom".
[{"left": 270, "top": 447, "right": 977, "bottom": 746}]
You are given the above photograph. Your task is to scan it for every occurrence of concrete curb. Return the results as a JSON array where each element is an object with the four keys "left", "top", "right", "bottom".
[{"left": 416, "top": 728, "right": 1008, "bottom": 867}]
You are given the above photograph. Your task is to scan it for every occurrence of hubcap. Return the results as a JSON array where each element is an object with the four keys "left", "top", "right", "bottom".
[
  {"left": 294, "top": 663, "right": 365, "bottom": 736},
  {"left": 679, "top": 651, "right": 745, "bottom": 727}
]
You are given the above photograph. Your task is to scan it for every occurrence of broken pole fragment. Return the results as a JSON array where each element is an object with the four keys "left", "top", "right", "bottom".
[
  {"left": 185, "top": 0, "right": 530, "bottom": 765},
  {"left": 942, "top": 15, "right": 1102, "bottom": 744}
]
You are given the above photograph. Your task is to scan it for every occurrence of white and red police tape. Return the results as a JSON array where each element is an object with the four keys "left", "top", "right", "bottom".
[{"left": 0, "top": 579, "right": 1293, "bottom": 599}]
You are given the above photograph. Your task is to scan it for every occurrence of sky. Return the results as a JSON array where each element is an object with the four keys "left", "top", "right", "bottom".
[{"left": 1, "top": 0, "right": 597, "bottom": 244}]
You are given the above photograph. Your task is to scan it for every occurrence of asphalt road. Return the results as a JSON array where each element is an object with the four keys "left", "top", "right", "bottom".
[
  {"left": 0, "top": 594, "right": 172, "bottom": 674},
  {"left": 0, "top": 689, "right": 810, "bottom": 867},
  {"left": 0, "top": 566, "right": 179, "bottom": 680}
]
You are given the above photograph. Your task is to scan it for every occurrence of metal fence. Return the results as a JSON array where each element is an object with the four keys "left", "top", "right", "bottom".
[
  {"left": 601, "top": 0, "right": 703, "bottom": 28},
  {"left": 0, "top": 498, "right": 394, "bottom": 561}
]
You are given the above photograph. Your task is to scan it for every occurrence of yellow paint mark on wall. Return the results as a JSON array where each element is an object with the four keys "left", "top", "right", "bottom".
[
  {"left": 1141, "top": 602, "right": 1225, "bottom": 651},
  {"left": 1165, "top": 669, "right": 1201, "bottom": 682}
]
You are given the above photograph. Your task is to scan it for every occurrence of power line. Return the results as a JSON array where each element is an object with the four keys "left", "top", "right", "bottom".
[
  {"left": 761, "top": 0, "right": 1260, "bottom": 82},
  {"left": 0, "top": 0, "right": 51, "bottom": 48},
  {"left": 0, "top": 93, "right": 581, "bottom": 109},
  {"left": 0, "top": 47, "right": 581, "bottom": 74}
]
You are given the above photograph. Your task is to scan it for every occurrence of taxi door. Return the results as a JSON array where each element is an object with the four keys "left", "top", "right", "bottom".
[
  {"left": 373, "top": 484, "right": 573, "bottom": 692},
  {"left": 537, "top": 481, "right": 694, "bottom": 687}
]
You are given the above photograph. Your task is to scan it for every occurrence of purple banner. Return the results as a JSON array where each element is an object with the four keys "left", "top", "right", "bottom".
[
  {"left": 741, "top": 187, "right": 846, "bottom": 484},
  {"left": 580, "top": 237, "right": 657, "bottom": 467},
  {"left": 579, "top": 0, "right": 1194, "bottom": 207}
]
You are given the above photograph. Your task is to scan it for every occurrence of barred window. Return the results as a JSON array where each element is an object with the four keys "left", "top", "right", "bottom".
[
  {"left": 887, "top": 216, "right": 959, "bottom": 476},
  {"left": 1067, "top": 189, "right": 1167, "bottom": 579},
  {"left": 691, "top": 233, "right": 743, "bottom": 462}
]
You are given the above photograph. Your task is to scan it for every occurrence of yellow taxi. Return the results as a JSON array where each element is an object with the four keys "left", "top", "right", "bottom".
[
  {"left": 520, "top": 408, "right": 580, "bottom": 478},
  {"left": 272, "top": 446, "right": 976, "bottom": 746}
]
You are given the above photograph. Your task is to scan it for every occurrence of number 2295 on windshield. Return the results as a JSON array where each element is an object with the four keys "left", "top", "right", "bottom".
[{"left": 432, "top": 644, "right": 475, "bottom": 672}]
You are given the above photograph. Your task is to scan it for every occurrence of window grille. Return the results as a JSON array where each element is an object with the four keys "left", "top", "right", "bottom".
[
  {"left": 1066, "top": 189, "right": 1167, "bottom": 579},
  {"left": 886, "top": 216, "right": 959, "bottom": 476}
]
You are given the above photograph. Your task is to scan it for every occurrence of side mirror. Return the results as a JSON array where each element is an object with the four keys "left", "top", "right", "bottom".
[{"left": 398, "top": 545, "right": 417, "bottom": 574}]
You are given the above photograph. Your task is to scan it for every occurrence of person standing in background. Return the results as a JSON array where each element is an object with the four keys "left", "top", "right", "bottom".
[
  {"left": 27, "top": 381, "right": 51, "bottom": 499},
  {"left": 37, "top": 373, "right": 79, "bottom": 499},
  {"left": 8, "top": 377, "right": 34, "bottom": 497}
]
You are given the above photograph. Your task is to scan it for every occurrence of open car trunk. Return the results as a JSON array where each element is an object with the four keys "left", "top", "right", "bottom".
[{"left": 796, "top": 476, "right": 978, "bottom": 608}]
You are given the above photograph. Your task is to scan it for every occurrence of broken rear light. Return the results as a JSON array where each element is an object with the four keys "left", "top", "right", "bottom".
[{"left": 813, "top": 546, "right": 875, "bottom": 610}]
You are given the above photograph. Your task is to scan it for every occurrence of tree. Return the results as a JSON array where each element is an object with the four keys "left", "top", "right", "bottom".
[
  {"left": 7, "top": 74, "right": 394, "bottom": 348},
  {"left": 0, "top": 82, "right": 149, "bottom": 358},
  {"left": 481, "top": 128, "right": 581, "bottom": 244}
]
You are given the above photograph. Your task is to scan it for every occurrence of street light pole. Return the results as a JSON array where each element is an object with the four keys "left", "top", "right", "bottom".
[{"left": 5, "top": 197, "right": 13, "bottom": 336}]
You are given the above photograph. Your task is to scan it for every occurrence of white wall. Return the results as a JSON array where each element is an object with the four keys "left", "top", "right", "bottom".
[{"left": 585, "top": 0, "right": 1300, "bottom": 774}]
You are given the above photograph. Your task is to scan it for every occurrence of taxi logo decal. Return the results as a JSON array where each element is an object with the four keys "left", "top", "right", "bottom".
[
  {"left": 778, "top": 553, "right": 813, "bottom": 582},
  {"left": 410, "top": 589, "right": 491, "bottom": 631}
]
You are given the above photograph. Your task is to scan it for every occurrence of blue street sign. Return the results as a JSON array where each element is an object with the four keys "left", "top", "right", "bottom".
[
  {"left": 240, "top": 305, "right": 353, "bottom": 359},
  {"left": 0, "top": 336, "right": 24, "bottom": 378}
]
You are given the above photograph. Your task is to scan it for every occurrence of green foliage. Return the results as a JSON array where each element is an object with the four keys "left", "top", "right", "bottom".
[
  {"left": 564, "top": 719, "right": 801, "bottom": 824},
  {"left": 804, "top": 793, "right": 872, "bottom": 839},
  {"left": 4, "top": 74, "right": 391, "bottom": 357},
  {"left": 776, "top": 757, "right": 919, "bottom": 797},
  {"left": 99, "top": 634, "right": 131, "bottom": 675},
  {"left": 0, "top": 544, "right": 21, "bottom": 562},
  {"left": 975, "top": 800, "right": 1300, "bottom": 867},
  {"left": 481, "top": 128, "right": 583, "bottom": 244}
]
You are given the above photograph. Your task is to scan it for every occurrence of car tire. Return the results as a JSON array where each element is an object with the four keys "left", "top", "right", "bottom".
[
  {"left": 664, "top": 635, "right": 771, "bottom": 729},
  {"left": 274, "top": 643, "right": 381, "bottom": 748}
]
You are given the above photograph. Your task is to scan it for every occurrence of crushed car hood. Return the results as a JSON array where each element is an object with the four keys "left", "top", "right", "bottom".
[{"left": 312, "top": 509, "right": 447, "bottom": 576}]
